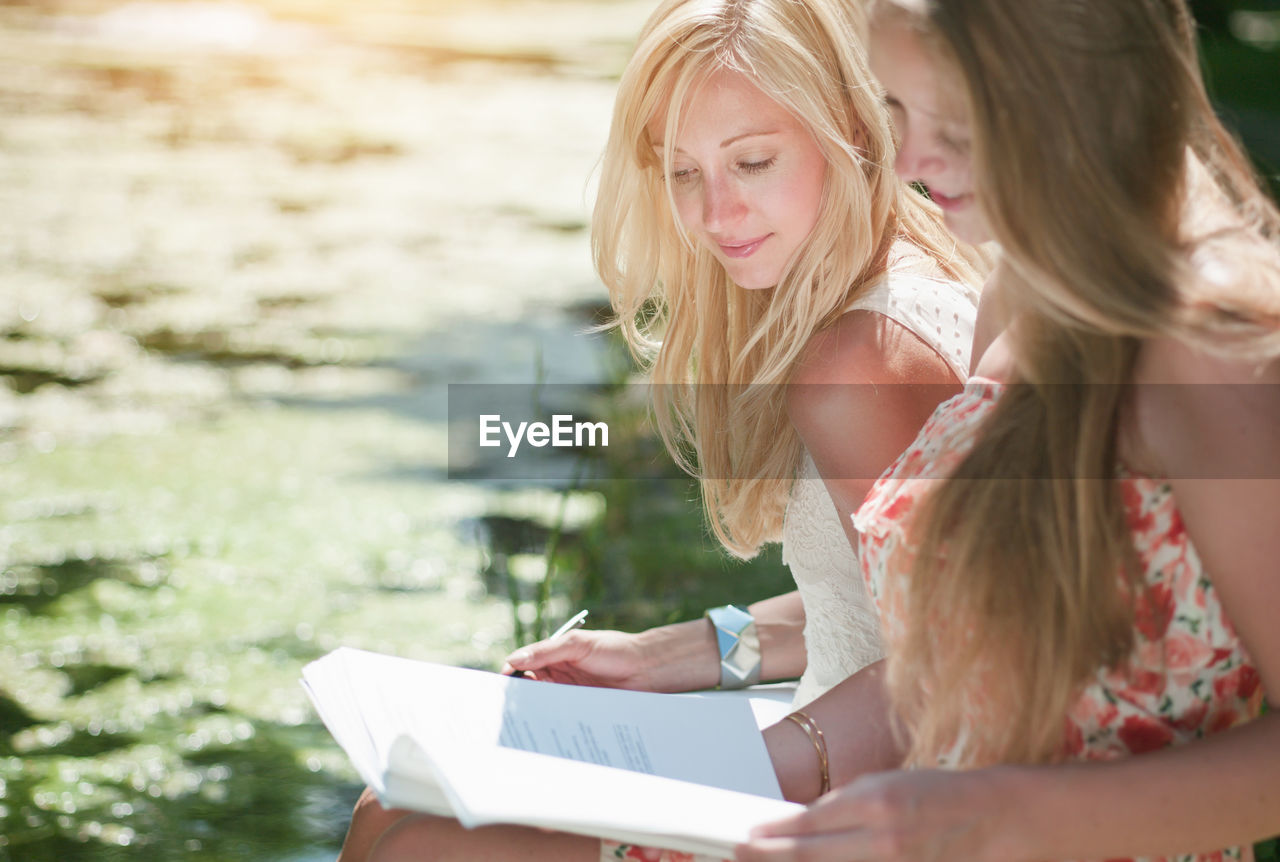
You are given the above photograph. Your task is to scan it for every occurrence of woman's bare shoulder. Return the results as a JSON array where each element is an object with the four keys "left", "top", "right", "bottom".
[
  {"left": 794, "top": 308, "right": 960, "bottom": 383},
  {"left": 1130, "top": 336, "right": 1280, "bottom": 479},
  {"left": 787, "top": 309, "right": 965, "bottom": 519}
]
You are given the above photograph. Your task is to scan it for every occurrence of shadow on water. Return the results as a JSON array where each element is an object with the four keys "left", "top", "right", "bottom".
[
  {"left": 0, "top": 555, "right": 168, "bottom": 614},
  {"left": 3, "top": 719, "right": 357, "bottom": 862},
  {"left": 0, "top": 691, "right": 39, "bottom": 752},
  {"left": 0, "top": 331, "right": 106, "bottom": 393}
]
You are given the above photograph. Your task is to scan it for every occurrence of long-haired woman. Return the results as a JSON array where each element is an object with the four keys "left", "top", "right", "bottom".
[
  {"left": 504, "top": 0, "right": 986, "bottom": 711},
  {"left": 740, "top": 1, "right": 1280, "bottom": 859},
  {"left": 340, "top": 0, "right": 988, "bottom": 859}
]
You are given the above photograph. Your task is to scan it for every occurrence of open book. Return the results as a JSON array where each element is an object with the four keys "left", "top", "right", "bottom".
[{"left": 302, "top": 647, "right": 805, "bottom": 856}]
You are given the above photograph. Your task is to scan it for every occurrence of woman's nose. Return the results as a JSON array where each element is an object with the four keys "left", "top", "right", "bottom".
[
  {"left": 894, "top": 128, "right": 946, "bottom": 183},
  {"left": 701, "top": 173, "right": 746, "bottom": 232}
]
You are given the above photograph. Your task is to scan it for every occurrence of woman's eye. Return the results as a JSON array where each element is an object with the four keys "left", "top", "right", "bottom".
[
  {"left": 738, "top": 157, "right": 776, "bottom": 175},
  {"left": 937, "top": 127, "right": 970, "bottom": 154},
  {"left": 669, "top": 167, "right": 698, "bottom": 185},
  {"left": 884, "top": 97, "right": 905, "bottom": 125}
]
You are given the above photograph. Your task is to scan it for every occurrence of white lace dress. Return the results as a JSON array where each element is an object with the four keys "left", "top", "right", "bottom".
[{"left": 784, "top": 271, "right": 977, "bottom": 707}]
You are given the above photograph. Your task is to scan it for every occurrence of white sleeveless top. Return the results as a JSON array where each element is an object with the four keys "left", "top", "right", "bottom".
[{"left": 783, "top": 271, "right": 978, "bottom": 707}]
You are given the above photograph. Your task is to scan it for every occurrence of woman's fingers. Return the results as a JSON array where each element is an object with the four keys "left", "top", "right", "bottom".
[
  {"left": 752, "top": 780, "right": 875, "bottom": 837},
  {"left": 737, "top": 773, "right": 924, "bottom": 861},
  {"left": 504, "top": 630, "right": 595, "bottom": 672},
  {"left": 748, "top": 808, "right": 828, "bottom": 840},
  {"left": 504, "top": 629, "right": 641, "bottom": 681},
  {"left": 743, "top": 770, "right": 998, "bottom": 862},
  {"left": 736, "top": 828, "right": 878, "bottom": 862},
  {"left": 500, "top": 629, "right": 655, "bottom": 688}
]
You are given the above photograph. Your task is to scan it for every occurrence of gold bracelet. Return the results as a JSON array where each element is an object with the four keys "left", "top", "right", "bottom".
[{"left": 784, "top": 710, "right": 830, "bottom": 796}]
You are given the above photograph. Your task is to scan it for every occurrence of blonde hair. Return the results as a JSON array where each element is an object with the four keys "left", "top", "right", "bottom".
[
  {"left": 870, "top": 0, "right": 1280, "bottom": 766},
  {"left": 593, "top": 0, "right": 986, "bottom": 557}
]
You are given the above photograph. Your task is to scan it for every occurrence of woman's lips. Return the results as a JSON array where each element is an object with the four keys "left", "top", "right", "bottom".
[
  {"left": 718, "top": 235, "right": 770, "bottom": 259},
  {"left": 929, "top": 189, "right": 972, "bottom": 212}
]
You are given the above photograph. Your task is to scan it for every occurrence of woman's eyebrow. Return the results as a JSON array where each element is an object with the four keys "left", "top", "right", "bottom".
[
  {"left": 651, "top": 129, "right": 781, "bottom": 152},
  {"left": 719, "top": 129, "right": 781, "bottom": 148},
  {"left": 884, "top": 90, "right": 958, "bottom": 123}
]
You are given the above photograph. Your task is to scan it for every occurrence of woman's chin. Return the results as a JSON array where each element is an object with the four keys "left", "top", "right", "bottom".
[
  {"left": 724, "top": 265, "right": 782, "bottom": 291},
  {"left": 943, "top": 210, "right": 992, "bottom": 246}
]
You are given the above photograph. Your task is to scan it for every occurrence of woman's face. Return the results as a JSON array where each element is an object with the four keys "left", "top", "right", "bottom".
[
  {"left": 868, "top": 17, "right": 991, "bottom": 245},
  {"left": 648, "top": 69, "right": 828, "bottom": 290}
]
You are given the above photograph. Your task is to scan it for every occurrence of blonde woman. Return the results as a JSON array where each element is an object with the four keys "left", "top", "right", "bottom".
[
  {"left": 338, "top": 0, "right": 987, "bottom": 859},
  {"left": 501, "top": 0, "right": 987, "bottom": 712},
  {"left": 739, "top": 1, "right": 1280, "bottom": 860}
]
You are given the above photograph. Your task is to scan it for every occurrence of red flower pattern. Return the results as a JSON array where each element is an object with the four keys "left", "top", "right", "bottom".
[
  {"left": 1122, "top": 480, "right": 1155, "bottom": 536},
  {"left": 1134, "top": 582, "right": 1175, "bottom": 640},
  {"left": 1169, "top": 698, "right": 1210, "bottom": 733},
  {"left": 1127, "top": 667, "right": 1166, "bottom": 698},
  {"left": 1214, "top": 665, "right": 1260, "bottom": 702},
  {"left": 1117, "top": 715, "right": 1175, "bottom": 754},
  {"left": 603, "top": 842, "right": 702, "bottom": 862},
  {"left": 1164, "top": 631, "right": 1217, "bottom": 673}
]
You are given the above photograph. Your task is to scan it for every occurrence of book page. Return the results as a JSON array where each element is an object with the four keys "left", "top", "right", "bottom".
[
  {"left": 304, "top": 647, "right": 782, "bottom": 798},
  {"left": 303, "top": 647, "right": 802, "bottom": 853},
  {"left": 491, "top": 677, "right": 782, "bottom": 795},
  {"left": 423, "top": 740, "right": 802, "bottom": 856},
  {"left": 682, "top": 684, "right": 796, "bottom": 730},
  {"left": 498, "top": 707, "right": 655, "bottom": 772}
]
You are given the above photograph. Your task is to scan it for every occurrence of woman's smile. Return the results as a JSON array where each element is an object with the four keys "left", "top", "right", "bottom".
[{"left": 717, "top": 234, "right": 773, "bottom": 258}]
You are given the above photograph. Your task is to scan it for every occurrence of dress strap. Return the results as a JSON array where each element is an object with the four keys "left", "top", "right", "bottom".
[{"left": 841, "top": 272, "right": 979, "bottom": 381}]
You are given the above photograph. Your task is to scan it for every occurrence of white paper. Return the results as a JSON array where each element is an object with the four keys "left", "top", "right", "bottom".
[
  {"left": 428, "top": 740, "right": 800, "bottom": 856},
  {"left": 301, "top": 647, "right": 805, "bottom": 855}
]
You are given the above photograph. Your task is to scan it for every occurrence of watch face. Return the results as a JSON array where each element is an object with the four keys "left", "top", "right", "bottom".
[
  {"left": 707, "top": 605, "right": 761, "bottom": 689},
  {"left": 709, "top": 604, "right": 752, "bottom": 632}
]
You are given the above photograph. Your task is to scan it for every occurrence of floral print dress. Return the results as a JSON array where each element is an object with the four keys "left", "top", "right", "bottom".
[
  {"left": 601, "top": 845, "right": 701, "bottom": 861},
  {"left": 852, "top": 380, "right": 1265, "bottom": 862}
]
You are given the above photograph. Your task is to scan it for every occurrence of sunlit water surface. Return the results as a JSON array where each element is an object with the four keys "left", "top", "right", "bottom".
[{"left": 0, "top": 0, "right": 651, "bottom": 858}]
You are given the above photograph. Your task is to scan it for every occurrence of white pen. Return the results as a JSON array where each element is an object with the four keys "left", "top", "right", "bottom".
[
  {"left": 548, "top": 608, "right": 589, "bottom": 640},
  {"left": 508, "top": 609, "right": 588, "bottom": 678}
]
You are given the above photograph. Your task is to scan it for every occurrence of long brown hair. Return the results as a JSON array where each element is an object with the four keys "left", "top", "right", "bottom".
[
  {"left": 871, "top": 0, "right": 1280, "bottom": 766},
  {"left": 593, "top": 0, "right": 987, "bottom": 557}
]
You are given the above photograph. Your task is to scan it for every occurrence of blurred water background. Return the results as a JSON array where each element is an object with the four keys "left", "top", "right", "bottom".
[{"left": 0, "top": 1, "right": 1276, "bottom": 860}]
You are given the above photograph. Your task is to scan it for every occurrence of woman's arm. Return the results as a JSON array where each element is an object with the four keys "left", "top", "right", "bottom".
[
  {"left": 761, "top": 309, "right": 961, "bottom": 803},
  {"left": 741, "top": 707, "right": 1280, "bottom": 862},
  {"left": 502, "top": 590, "right": 808, "bottom": 691},
  {"left": 995, "top": 712, "right": 1280, "bottom": 860},
  {"left": 739, "top": 340, "right": 1280, "bottom": 861},
  {"left": 762, "top": 659, "right": 905, "bottom": 803},
  {"left": 507, "top": 310, "right": 966, "bottom": 693},
  {"left": 996, "top": 384, "right": 1280, "bottom": 858},
  {"left": 1028, "top": 336, "right": 1280, "bottom": 854},
  {"left": 787, "top": 308, "right": 963, "bottom": 551},
  {"left": 750, "top": 590, "right": 809, "bottom": 683}
]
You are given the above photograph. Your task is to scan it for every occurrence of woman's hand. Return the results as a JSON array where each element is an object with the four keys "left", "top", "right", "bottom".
[
  {"left": 736, "top": 768, "right": 1015, "bottom": 862},
  {"left": 501, "top": 619, "right": 721, "bottom": 692},
  {"left": 501, "top": 629, "right": 658, "bottom": 689}
]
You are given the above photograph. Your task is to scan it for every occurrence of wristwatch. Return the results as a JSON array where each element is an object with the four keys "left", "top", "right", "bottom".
[{"left": 705, "top": 604, "right": 761, "bottom": 690}]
